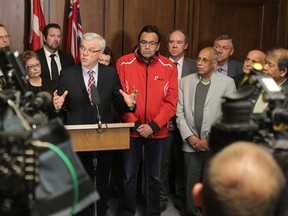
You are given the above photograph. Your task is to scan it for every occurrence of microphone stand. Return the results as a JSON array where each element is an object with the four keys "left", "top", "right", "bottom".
[
  {"left": 92, "top": 151, "right": 98, "bottom": 216},
  {"left": 92, "top": 103, "right": 102, "bottom": 216}
]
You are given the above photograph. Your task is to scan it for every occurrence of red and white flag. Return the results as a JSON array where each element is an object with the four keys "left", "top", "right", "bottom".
[
  {"left": 29, "top": 0, "right": 46, "bottom": 50},
  {"left": 66, "top": 0, "right": 83, "bottom": 63}
]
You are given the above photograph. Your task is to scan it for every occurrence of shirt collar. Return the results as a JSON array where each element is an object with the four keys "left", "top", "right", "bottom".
[
  {"left": 43, "top": 47, "right": 59, "bottom": 58},
  {"left": 82, "top": 64, "right": 99, "bottom": 75}
]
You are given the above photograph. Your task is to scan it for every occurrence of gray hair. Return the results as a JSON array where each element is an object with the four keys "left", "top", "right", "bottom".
[{"left": 82, "top": 32, "right": 106, "bottom": 50}]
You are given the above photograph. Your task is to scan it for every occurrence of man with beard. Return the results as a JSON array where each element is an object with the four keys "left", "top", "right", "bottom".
[{"left": 36, "top": 23, "right": 74, "bottom": 87}]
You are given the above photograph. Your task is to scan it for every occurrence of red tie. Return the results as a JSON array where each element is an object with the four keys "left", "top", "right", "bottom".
[{"left": 87, "top": 70, "right": 95, "bottom": 103}]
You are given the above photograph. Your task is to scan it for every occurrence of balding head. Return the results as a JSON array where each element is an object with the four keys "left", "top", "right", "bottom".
[
  {"left": 193, "top": 141, "right": 285, "bottom": 216},
  {"left": 243, "top": 50, "right": 266, "bottom": 73}
]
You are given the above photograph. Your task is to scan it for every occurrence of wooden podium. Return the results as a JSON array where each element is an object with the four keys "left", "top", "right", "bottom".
[{"left": 65, "top": 123, "right": 134, "bottom": 152}]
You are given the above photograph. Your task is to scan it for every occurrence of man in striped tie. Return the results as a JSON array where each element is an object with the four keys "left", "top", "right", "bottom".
[{"left": 52, "top": 32, "right": 137, "bottom": 216}]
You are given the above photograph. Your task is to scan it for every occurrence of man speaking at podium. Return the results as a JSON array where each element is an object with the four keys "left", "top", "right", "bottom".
[{"left": 52, "top": 32, "right": 137, "bottom": 216}]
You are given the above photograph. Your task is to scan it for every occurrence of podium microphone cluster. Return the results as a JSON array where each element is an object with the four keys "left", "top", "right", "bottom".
[{"left": 91, "top": 85, "right": 102, "bottom": 128}]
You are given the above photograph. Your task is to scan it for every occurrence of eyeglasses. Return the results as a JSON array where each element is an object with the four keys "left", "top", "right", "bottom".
[
  {"left": 197, "top": 57, "right": 216, "bottom": 64},
  {"left": 0, "top": 35, "right": 10, "bottom": 41},
  {"left": 26, "top": 62, "right": 41, "bottom": 70},
  {"left": 79, "top": 45, "right": 101, "bottom": 55},
  {"left": 139, "top": 40, "right": 159, "bottom": 46}
]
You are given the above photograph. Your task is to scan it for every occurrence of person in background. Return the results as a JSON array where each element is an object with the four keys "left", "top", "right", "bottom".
[
  {"left": 98, "top": 46, "right": 116, "bottom": 67},
  {"left": 213, "top": 34, "right": 243, "bottom": 78},
  {"left": 0, "top": 24, "right": 10, "bottom": 91},
  {"left": 233, "top": 49, "right": 266, "bottom": 88},
  {"left": 192, "top": 141, "right": 285, "bottom": 216},
  {"left": 160, "top": 29, "right": 196, "bottom": 215},
  {"left": 176, "top": 47, "right": 236, "bottom": 216},
  {"left": 36, "top": 23, "right": 74, "bottom": 87},
  {"left": 253, "top": 47, "right": 288, "bottom": 113},
  {"left": 21, "top": 50, "right": 53, "bottom": 94},
  {"left": 117, "top": 25, "right": 178, "bottom": 216}
]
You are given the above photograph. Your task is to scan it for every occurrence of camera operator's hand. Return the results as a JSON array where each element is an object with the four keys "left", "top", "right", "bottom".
[
  {"left": 53, "top": 90, "right": 68, "bottom": 111},
  {"left": 187, "top": 135, "right": 201, "bottom": 151}
]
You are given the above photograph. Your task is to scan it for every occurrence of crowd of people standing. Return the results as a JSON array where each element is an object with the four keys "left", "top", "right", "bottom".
[{"left": 0, "top": 22, "right": 288, "bottom": 216}]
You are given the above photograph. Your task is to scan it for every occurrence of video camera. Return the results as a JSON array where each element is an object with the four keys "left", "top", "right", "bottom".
[
  {"left": 209, "top": 63, "right": 288, "bottom": 154},
  {"left": 209, "top": 63, "right": 288, "bottom": 216},
  {"left": 0, "top": 47, "right": 98, "bottom": 216}
]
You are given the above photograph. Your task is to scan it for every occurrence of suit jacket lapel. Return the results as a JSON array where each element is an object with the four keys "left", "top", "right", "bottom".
[
  {"left": 182, "top": 58, "right": 189, "bottom": 78},
  {"left": 75, "top": 65, "right": 91, "bottom": 103},
  {"left": 204, "top": 72, "right": 219, "bottom": 106}
]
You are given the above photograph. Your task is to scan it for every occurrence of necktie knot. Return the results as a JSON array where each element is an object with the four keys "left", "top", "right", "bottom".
[
  {"left": 217, "top": 68, "right": 223, "bottom": 73},
  {"left": 88, "top": 70, "right": 94, "bottom": 76},
  {"left": 50, "top": 54, "right": 56, "bottom": 59},
  {"left": 174, "top": 62, "right": 178, "bottom": 66}
]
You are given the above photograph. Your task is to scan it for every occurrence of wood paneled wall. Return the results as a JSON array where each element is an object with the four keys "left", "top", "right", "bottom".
[{"left": 0, "top": 0, "right": 287, "bottom": 62}]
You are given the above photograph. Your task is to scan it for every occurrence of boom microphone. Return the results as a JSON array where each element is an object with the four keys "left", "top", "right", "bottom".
[{"left": 91, "top": 85, "right": 102, "bottom": 128}]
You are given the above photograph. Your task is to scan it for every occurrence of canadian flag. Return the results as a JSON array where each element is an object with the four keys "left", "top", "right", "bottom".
[
  {"left": 66, "top": 0, "right": 83, "bottom": 63},
  {"left": 29, "top": 0, "right": 46, "bottom": 50}
]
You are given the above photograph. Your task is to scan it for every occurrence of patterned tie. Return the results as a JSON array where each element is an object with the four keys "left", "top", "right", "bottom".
[
  {"left": 87, "top": 70, "right": 95, "bottom": 103},
  {"left": 50, "top": 54, "right": 59, "bottom": 82}
]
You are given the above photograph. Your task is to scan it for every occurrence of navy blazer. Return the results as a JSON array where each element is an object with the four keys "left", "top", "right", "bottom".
[
  {"left": 182, "top": 57, "right": 197, "bottom": 78},
  {"left": 227, "top": 59, "right": 243, "bottom": 78},
  {"left": 36, "top": 48, "right": 75, "bottom": 80},
  {"left": 56, "top": 63, "right": 129, "bottom": 125}
]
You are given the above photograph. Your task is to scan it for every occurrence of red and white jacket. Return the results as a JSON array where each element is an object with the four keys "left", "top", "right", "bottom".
[{"left": 117, "top": 52, "right": 178, "bottom": 138}]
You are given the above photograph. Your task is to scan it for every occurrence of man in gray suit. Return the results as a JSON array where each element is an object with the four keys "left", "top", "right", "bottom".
[
  {"left": 160, "top": 29, "right": 196, "bottom": 215},
  {"left": 176, "top": 47, "right": 235, "bottom": 216},
  {"left": 213, "top": 34, "right": 243, "bottom": 78}
]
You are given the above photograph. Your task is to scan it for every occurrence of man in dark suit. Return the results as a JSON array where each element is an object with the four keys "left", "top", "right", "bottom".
[
  {"left": 213, "top": 34, "right": 243, "bottom": 78},
  {"left": 53, "top": 32, "right": 137, "bottom": 216},
  {"left": 36, "top": 23, "right": 74, "bottom": 87},
  {"left": 160, "top": 29, "right": 196, "bottom": 215}
]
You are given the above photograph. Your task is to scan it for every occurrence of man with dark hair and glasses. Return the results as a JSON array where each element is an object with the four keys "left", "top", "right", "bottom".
[
  {"left": 117, "top": 25, "right": 178, "bottom": 216},
  {"left": 36, "top": 23, "right": 74, "bottom": 87},
  {"left": 213, "top": 34, "right": 243, "bottom": 78},
  {"left": 53, "top": 32, "right": 137, "bottom": 216},
  {"left": 0, "top": 24, "right": 10, "bottom": 91},
  {"left": 176, "top": 47, "right": 235, "bottom": 215}
]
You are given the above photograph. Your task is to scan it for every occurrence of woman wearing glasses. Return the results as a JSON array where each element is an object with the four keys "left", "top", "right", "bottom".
[{"left": 21, "top": 50, "right": 53, "bottom": 94}]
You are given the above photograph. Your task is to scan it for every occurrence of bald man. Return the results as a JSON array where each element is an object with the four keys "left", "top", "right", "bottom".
[
  {"left": 233, "top": 49, "right": 266, "bottom": 88},
  {"left": 192, "top": 141, "right": 285, "bottom": 216}
]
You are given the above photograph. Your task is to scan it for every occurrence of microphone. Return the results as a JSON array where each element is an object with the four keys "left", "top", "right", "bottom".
[
  {"left": 25, "top": 91, "right": 52, "bottom": 111},
  {"left": 91, "top": 85, "right": 102, "bottom": 128}
]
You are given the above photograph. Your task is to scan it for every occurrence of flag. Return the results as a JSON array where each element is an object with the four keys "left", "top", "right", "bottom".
[
  {"left": 29, "top": 0, "right": 46, "bottom": 50},
  {"left": 66, "top": 0, "right": 83, "bottom": 63}
]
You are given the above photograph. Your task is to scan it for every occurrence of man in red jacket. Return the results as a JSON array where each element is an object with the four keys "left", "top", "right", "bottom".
[{"left": 117, "top": 25, "right": 178, "bottom": 216}]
